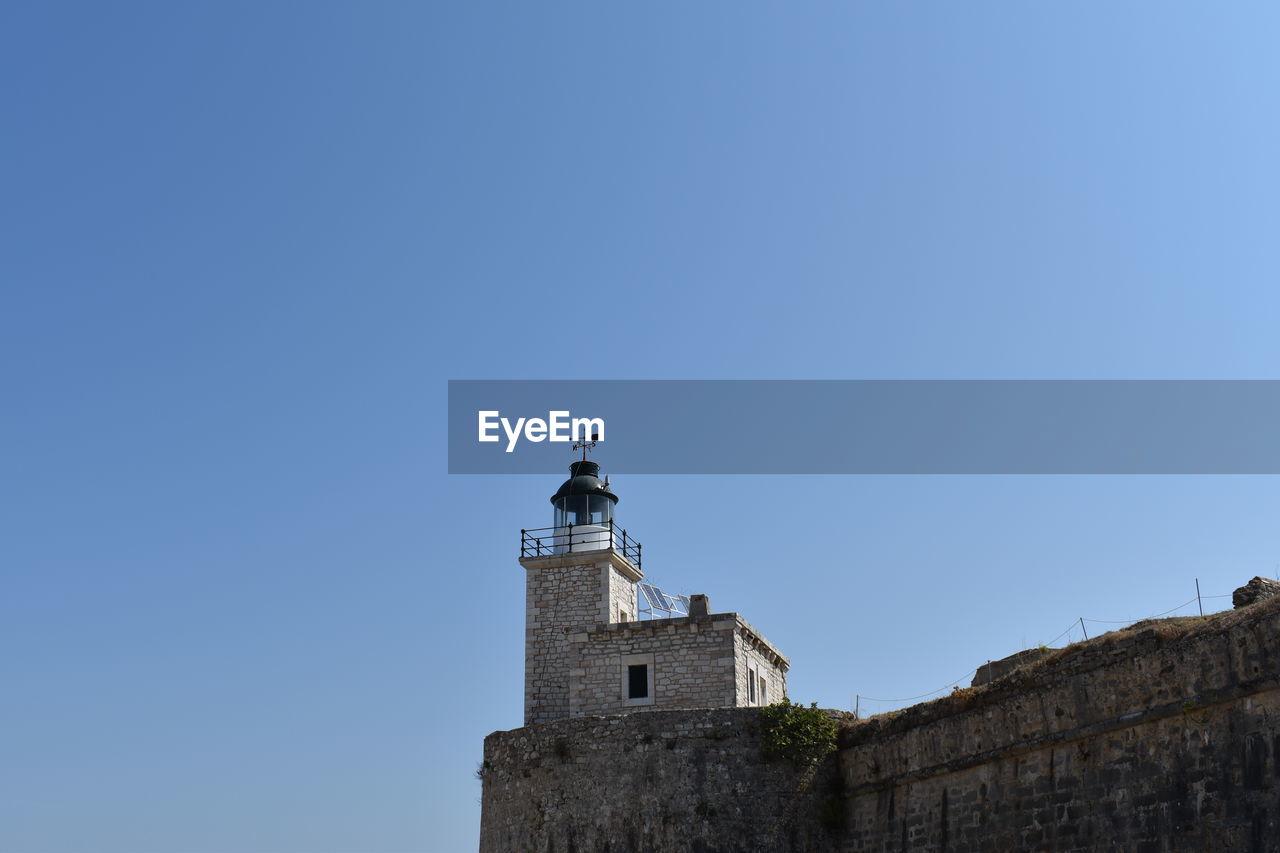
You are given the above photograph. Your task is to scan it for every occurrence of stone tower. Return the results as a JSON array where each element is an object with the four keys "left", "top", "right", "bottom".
[
  {"left": 520, "top": 459, "right": 642, "bottom": 725},
  {"left": 518, "top": 457, "right": 789, "bottom": 725}
]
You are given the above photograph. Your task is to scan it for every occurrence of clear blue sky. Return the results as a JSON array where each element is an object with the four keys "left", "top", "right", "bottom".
[{"left": 4, "top": 3, "right": 1280, "bottom": 851}]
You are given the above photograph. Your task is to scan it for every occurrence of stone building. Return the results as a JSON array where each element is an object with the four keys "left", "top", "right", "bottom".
[
  {"left": 518, "top": 457, "right": 789, "bottom": 725},
  {"left": 485, "top": 575, "right": 1280, "bottom": 851},
  {"left": 487, "top": 465, "right": 1280, "bottom": 851}
]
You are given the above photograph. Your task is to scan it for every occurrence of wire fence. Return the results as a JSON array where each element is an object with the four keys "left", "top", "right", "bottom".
[{"left": 851, "top": 577, "right": 1251, "bottom": 720}]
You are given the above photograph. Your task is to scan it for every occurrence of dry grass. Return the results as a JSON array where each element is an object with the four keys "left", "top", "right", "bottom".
[{"left": 841, "top": 592, "right": 1280, "bottom": 744}]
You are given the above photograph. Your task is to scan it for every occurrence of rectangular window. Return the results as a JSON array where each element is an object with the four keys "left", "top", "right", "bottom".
[
  {"left": 759, "top": 675, "right": 768, "bottom": 703},
  {"left": 621, "top": 652, "right": 655, "bottom": 706},
  {"left": 619, "top": 609, "right": 628, "bottom": 623},
  {"left": 748, "top": 666, "right": 757, "bottom": 704},
  {"left": 628, "top": 664, "right": 649, "bottom": 699}
]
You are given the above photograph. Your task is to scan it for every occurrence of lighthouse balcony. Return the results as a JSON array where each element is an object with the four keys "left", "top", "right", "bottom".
[{"left": 520, "top": 520, "right": 642, "bottom": 570}]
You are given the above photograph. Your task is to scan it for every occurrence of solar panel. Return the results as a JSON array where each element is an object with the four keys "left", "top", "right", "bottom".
[
  {"left": 637, "top": 582, "right": 690, "bottom": 618},
  {"left": 638, "top": 583, "right": 664, "bottom": 610}
]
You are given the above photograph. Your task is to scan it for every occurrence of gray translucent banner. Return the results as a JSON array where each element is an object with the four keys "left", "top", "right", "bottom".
[{"left": 447, "top": 380, "right": 1280, "bottom": 474}]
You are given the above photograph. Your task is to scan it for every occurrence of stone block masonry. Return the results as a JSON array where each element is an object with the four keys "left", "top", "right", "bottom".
[
  {"left": 483, "top": 593, "right": 1280, "bottom": 851},
  {"left": 567, "top": 612, "right": 788, "bottom": 717},
  {"left": 523, "top": 550, "right": 640, "bottom": 725},
  {"left": 479, "top": 708, "right": 844, "bottom": 853},
  {"left": 836, "top": 595, "right": 1280, "bottom": 851}
]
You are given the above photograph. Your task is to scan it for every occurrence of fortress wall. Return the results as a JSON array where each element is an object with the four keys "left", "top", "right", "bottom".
[
  {"left": 837, "top": 596, "right": 1280, "bottom": 851},
  {"left": 479, "top": 707, "right": 843, "bottom": 853},
  {"left": 485, "top": 597, "right": 1280, "bottom": 852}
]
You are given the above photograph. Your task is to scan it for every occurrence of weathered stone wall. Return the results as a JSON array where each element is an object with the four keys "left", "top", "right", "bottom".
[
  {"left": 523, "top": 551, "right": 640, "bottom": 725},
  {"left": 566, "top": 613, "right": 790, "bottom": 717},
  {"left": 733, "top": 619, "right": 788, "bottom": 707},
  {"left": 606, "top": 560, "right": 639, "bottom": 624},
  {"left": 836, "top": 596, "right": 1280, "bottom": 851},
  {"left": 568, "top": 615, "right": 737, "bottom": 715},
  {"left": 485, "top": 595, "right": 1280, "bottom": 852},
  {"left": 479, "top": 708, "right": 844, "bottom": 853},
  {"left": 970, "top": 647, "right": 1051, "bottom": 687},
  {"left": 1233, "top": 575, "right": 1280, "bottom": 609}
]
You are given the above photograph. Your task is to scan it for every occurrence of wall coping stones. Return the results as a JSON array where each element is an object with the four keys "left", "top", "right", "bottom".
[
  {"left": 519, "top": 548, "right": 643, "bottom": 582},
  {"left": 565, "top": 611, "right": 791, "bottom": 670}
]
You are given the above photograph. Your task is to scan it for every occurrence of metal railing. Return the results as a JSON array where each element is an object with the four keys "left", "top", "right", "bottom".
[{"left": 520, "top": 520, "right": 642, "bottom": 569}]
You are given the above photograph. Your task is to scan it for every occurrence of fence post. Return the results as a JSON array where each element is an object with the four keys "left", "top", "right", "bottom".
[{"left": 1195, "top": 578, "right": 1204, "bottom": 617}]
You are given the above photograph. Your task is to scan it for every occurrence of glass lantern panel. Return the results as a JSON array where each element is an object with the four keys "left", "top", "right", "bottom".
[
  {"left": 587, "top": 494, "right": 613, "bottom": 524},
  {"left": 553, "top": 494, "right": 614, "bottom": 527}
]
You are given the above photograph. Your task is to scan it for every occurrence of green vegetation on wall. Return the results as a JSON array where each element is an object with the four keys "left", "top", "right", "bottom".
[{"left": 760, "top": 698, "right": 838, "bottom": 765}]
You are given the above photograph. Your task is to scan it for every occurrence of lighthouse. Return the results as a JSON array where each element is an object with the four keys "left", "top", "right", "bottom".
[
  {"left": 550, "top": 459, "right": 621, "bottom": 554},
  {"left": 519, "top": 455, "right": 789, "bottom": 726}
]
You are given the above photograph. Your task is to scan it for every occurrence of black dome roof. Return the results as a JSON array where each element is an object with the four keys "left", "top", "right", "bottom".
[{"left": 550, "top": 460, "right": 618, "bottom": 505}]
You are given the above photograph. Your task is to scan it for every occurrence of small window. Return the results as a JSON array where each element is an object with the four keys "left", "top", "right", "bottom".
[
  {"left": 628, "top": 664, "right": 649, "bottom": 699},
  {"left": 621, "top": 653, "right": 655, "bottom": 706},
  {"left": 619, "top": 609, "right": 628, "bottom": 623},
  {"left": 759, "top": 675, "right": 768, "bottom": 703},
  {"left": 748, "top": 666, "right": 757, "bottom": 704}
]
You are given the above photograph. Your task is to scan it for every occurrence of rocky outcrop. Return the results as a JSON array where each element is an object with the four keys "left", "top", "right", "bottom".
[
  {"left": 970, "top": 646, "right": 1053, "bottom": 686},
  {"left": 1233, "top": 575, "right": 1280, "bottom": 609}
]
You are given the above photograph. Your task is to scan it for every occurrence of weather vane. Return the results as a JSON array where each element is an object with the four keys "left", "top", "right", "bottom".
[{"left": 571, "top": 432, "right": 600, "bottom": 462}]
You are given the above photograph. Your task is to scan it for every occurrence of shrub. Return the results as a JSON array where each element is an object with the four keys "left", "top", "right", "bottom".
[{"left": 760, "top": 698, "right": 838, "bottom": 765}]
